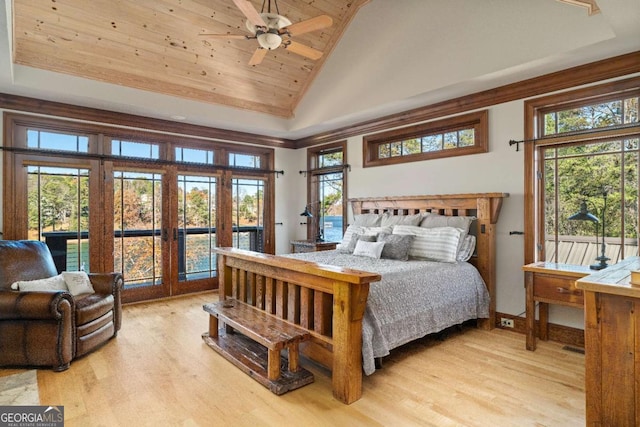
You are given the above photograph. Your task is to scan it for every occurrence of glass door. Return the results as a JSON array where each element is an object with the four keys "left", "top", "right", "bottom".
[
  {"left": 231, "top": 177, "right": 265, "bottom": 252},
  {"left": 175, "top": 173, "right": 218, "bottom": 293},
  {"left": 26, "top": 165, "right": 91, "bottom": 272},
  {"left": 113, "top": 169, "right": 168, "bottom": 301}
]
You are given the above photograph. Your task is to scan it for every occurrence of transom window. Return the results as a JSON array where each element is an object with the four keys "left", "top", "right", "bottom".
[
  {"left": 27, "top": 129, "right": 89, "bottom": 152},
  {"left": 543, "top": 95, "right": 638, "bottom": 136},
  {"left": 112, "top": 139, "right": 159, "bottom": 159},
  {"left": 175, "top": 147, "right": 214, "bottom": 165},
  {"left": 229, "top": 152, "right": 261, "bottom": 168},
  {"left": 363, "top": 110, "right": 488, "bottom": 167}
]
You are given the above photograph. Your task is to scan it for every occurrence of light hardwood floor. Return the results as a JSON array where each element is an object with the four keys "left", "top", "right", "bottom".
[{"left": 14, "top": 292, "right": 585, "bottom": 426}]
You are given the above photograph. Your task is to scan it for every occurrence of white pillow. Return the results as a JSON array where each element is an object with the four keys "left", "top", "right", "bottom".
[
  {"left": 457, "top": 235, "right": 476, "bottom": 262},
  {"left": 11, "top": 274, "right": 68, "bottom": 292},
  {"left": 360, "top": 226, "right": 393, "bottom": 236},
  {"left": 420, "top": 214, "right": 476, "bottom": 235},
  {"left": 392, "top": 225, "right": 463, "bottom": 263},
  {"left": 353, "top": 213, "right": 383, "bottom": 227},
  {"left": 352, "top": 240, "right": 385, "bottom": 259},
  {"left": 380, "top": 212, "right": 423, "bottom": 227},
  {"left": 62, "top": 271, "right": 95, "bottom": 296},
  {"left": 337, "top": 224, "right": 365, "bottom": 249}
]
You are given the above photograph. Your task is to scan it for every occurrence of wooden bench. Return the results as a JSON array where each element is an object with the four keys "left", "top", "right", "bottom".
[{"left": 202, "top": 300, "right": 314, "bottom": 395}]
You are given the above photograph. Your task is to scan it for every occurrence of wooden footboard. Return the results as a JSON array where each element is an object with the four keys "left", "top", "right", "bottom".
[{"left": 214, "top": 247, "right": 381, "bottom": 404}]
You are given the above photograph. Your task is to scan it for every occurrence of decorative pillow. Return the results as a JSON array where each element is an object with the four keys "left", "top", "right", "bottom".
[
  {"left": 380, "top": 212, "right": 423, "bottom": 227},
  {"left": 353, "top": 213, "right": 383, "bottom": 227},
  {"left": 392, "top": 225, "right": 463, "bottom": 263},
  {"left": 336, "top": 226, "right": 392, "bottom": 251},
  {"left": 337, "top": 233, "right": 378, "bottom": 253},
  {"left": 62, "top": 271, "right": 95, "bottom": 296},
  {"left": 360, "top": 226, "right": 393, "bottom": 236},
  {"left": 336, "top": 224, "right": 365, "bottom": 250},
  {"left": 419, "top": 213, "right": 476, "bottom": 236},
  {"left": 11, "top": 274, "right": 68, "bottom": 292},
  {"left": 376, "top": 232, "right": 414, "bottom": 261},
  {"left": 352, "top": 240, "right": 385, "bottom": 259},
  {"left": 457, "top": 235, "right": 476, "bottom": 262}
]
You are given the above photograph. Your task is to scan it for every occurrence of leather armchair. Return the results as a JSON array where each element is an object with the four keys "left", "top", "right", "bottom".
[{"left": 0, "top": 240, "right": 123, "bottom": 371}]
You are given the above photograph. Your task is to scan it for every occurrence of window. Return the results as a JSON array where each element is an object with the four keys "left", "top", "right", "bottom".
[
  {"left": 175, "top": 147, "right": 214, "bottom": 165},
  {"left": 112, "top": 139, "right": 159, "bottom": 159},
  {"left": 177, "top": 174, "right": 217, "bottom": 281},
  {"left": 27, "top": 166, "right": 90, "bottom": 272},
  {"left": 229, "top": 152, "right": 261, "bottom": 168},
  {"left": 231, "top": 178, "right": 265, "bottom": 251},
  {"left": 526, "top": 80, "right": 640, "bottom": 266},
  {"left": 27, "top": 129, "right": 89, "bottom": 153},
  {"left": 113, "top": 171, "right": 163, "bottom": 287},
  {"left": 363, "top": 110, "right": 488, "bottom": 167},
  {"left": 307, "top": 142, "right": 347, "bottom": 243}
]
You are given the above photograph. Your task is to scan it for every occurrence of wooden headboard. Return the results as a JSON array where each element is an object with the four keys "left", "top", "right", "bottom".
[{"left": 349, "top": 192, "right": 509, "bottom": 329}]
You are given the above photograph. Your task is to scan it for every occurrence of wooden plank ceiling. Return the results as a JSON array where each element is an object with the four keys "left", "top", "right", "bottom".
[{"left": 12, "top": 0, "right": 367, "bottom": 118}]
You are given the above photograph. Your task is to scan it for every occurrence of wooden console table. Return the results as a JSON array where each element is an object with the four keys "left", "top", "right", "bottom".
[
  {"left": 522, "top": 262, "right": 591, "bottom": 351},
  {"left": 576, "top": 257, "right": 640, "bottom": 426}
]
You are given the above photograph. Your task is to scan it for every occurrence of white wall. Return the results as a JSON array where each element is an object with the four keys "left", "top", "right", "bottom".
[{"left": 273, "top": 146, "right": 308, "bottom": 254}]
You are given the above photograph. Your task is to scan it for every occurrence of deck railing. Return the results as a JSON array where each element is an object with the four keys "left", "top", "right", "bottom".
[
  {"left": 42, "top": 226, "right": 264, "bottom": 275},
  {"left": 545, "top": 235, "right": 639, "bottom": 266}
]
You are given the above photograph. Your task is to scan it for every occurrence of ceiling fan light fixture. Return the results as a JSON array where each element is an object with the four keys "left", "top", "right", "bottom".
[{"left": 257, "top": 31, "right": 282, "bottom": 50}]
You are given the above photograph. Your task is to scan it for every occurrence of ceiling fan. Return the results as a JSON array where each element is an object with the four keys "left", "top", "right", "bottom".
[{"left": 200, "top": 0, "right": 333, "bottom": 65}]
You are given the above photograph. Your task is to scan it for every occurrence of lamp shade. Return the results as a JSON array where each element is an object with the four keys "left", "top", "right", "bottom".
[
  {"left": 257, "top": 31, "right": 282, "bottom": 50},
  {"left": 568, "top": 201, "right": 599, "bottom": 222}
]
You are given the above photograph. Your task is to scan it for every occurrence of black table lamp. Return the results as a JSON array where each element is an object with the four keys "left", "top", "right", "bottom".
[
  {"left": 300, "top": 204, "right": 323, "bottom": 242},
  {"left": 568, "top": 198, "right": 609, "bottom": 270}
]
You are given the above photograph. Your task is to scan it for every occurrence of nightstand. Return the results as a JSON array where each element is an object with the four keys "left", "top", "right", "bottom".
[
  {"left": 522, "top": 262, "right": 591, "bottom": 351},
  {"left": 290, "top": 239, "right": 337, "bottom": 253}
]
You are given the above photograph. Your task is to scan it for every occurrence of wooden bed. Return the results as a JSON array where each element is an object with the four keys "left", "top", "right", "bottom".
[{"left": 212, "top": 193, "right": 507, "bottom": 404}]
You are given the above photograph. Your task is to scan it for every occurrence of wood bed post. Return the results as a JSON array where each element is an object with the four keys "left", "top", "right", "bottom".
[
  {"left": 217, "top": 252, "right": 232, "bottom": 301},
  {"left": 332, "top": 280, "right": 369, "bottom": 404},
  {"left": 477, "top": 197, "right": 502, "bottom": 330}
]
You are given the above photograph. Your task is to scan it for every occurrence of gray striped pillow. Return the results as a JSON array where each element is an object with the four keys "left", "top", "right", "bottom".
[{"left": 392, "top": 225, "right": 463, "bottom": 263}]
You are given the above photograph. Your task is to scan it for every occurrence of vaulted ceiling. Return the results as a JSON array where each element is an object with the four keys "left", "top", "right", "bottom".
[
  {"left": 11, "top": 0, "right": 365, "bottom": 118},
  {"left": 1, "top": 1, "right": 639, "bottom": 140}
]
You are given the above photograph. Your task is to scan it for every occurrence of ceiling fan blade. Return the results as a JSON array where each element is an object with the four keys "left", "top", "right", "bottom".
[
  {"left": 249, "top": 48, "right": 267, "bottom": 66},
  {"left": 199, "top": 33, "right": 248, "bottom": 39},
  {"left": 284, "top": 15, "right": 333, "bottom": 36},
  {"left": 285, "top": 41, "right": 323, "bottom": 60},
  {"left": 232, "top": 0, "right": 267, "bottom": 28}
]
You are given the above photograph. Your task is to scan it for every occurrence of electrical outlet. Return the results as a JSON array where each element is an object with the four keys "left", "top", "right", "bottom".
[{"left": 500, "top": 318, "right": 514, "bottom": 328}]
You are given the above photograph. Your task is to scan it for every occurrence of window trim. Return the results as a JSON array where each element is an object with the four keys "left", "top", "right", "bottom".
[
  {"left": 306, "top": 141, "right": 347, "bottom": 241},
  {"left": 524, "top": 76, "right": 640, "bottom": 264},
  {"left": 362, "top": 110, "right": 488, "bottom": 168}
]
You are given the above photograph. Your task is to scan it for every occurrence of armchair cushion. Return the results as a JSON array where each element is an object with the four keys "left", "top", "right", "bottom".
[
  {"left": 62, "top": 271, "right": 95, "bottom": 296},
  {"left": 11, "top": 274, "right": 68, "bottom": 292}
]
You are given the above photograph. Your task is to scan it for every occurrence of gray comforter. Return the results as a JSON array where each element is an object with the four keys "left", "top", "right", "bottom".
[{"left": 285, "top": 251, "right": 490, "bottom": 375}]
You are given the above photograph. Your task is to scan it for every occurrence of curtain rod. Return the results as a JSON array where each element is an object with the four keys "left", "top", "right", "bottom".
[
  {"left": 298, "top": 164, "right": 351, "bottom": 177},
  {"left": 0, "top": 146, "right": 285, "bottom": 176},
  {"left": 508, "top": 123, "right": 640, "bottom": 151}
]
